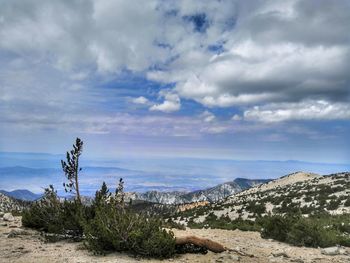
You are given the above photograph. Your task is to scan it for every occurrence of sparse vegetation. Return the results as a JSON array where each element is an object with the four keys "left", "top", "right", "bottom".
[
  {"left": 22, "top": 138, "right": 177, "bottom": 259},
  {"left": 262, "top": 213, "right": 350, "bottom": 248},
  {"left": 22, "top": 185, "right": 85, "bottom": 237},
  {"left": 83, "top": 181, "right": 176, "bottom": 258}
]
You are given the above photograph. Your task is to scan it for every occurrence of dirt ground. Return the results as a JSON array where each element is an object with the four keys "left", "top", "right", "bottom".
[{"left": 0, "top": 217, "right": 349, "bottom": 263}]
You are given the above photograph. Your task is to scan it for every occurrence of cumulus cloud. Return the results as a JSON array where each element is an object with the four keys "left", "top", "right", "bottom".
[
  {"left": 232, "top": 114, "right": 242, "bottom": 121},
  {"left": 243, "top": 100, "right": 350, "bottom": 122},
  {"left": 132, "top": 96, "right": 149, "bottom": 105},
  {"left": 1, "top": 0, "right": 350, "bottom": 153},
  {"left": 1, "top": 1, "right": 349, "bottom": 111},
  {"left": 200, "top": 110, "right": 216, "bottom": 122},
  {"left": 149, "top": 92, "right": 181, "bottom": 113}
]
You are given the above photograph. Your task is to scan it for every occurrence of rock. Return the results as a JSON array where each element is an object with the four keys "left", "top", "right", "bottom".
[
  {"left": 7, "top": 229, "right": 30, "bottom": 238},
  {"left": 268, "top": 257, "right": 283, "bottom": 263},
  {"left": 272, "top": 251, "right": 290, "bottom": 258},
  {"left": 3, "top": 213, "right": 14, "bottom": 222},
  {"left": 216, "top": 253, "right": 240, "bottom": 262},
  {"left": 0, "top": 212, "right": 4, "bottom": 217},
  {"left": 321, "top": 246, "right": 347, "bottom": 256},
  {"left": 290, "top": 259, "right": 304, "bottom": 263}
]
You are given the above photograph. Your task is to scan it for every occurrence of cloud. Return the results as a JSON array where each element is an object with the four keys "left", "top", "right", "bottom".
[
  {"left": 132, "top": 96, "right": 149, "bottom": 105},
  {"left": 175, "top": 42, "right": 349, "bottom": 107},
  {"left": 149, "top": 92, "right": 181, "bottom": 113},
  {"left": 243, "top": 100, "right": 350, "bottom": 122},
  {"left": 200, "top": 110, "right": 215, "bottom": 122},
  {"left": 232, "top": 114, "right": 242, "bottom": 121},
  {"left": 0, "top": 0, "right": 349, "bottom": 162},
  {"left": 1, "top": 0, "right": 349, "bottom": 110}
]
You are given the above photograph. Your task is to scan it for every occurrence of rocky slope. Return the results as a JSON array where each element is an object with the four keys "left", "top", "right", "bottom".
[
  {"left": 131, "top": 178, "right": 270, "bottom": 205},
  {"left": 173, "top": 172, "right": 350, "bottom": 223},
  {"left": 0, "top": 193, "right": 29, "bottom": 213}
]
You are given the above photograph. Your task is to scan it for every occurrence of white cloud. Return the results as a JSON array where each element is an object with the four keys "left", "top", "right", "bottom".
[
  {"left": 232, "top": 114, "right": 242, "bottom": 121},
  {"left": 149, "top": 92, "right": 181, "bottom": 113},
  {"left": 0, "top": 0, "right": 349, "bottom": 148},
  {"left": 175, "top": 42, "right": 348, "bottom": 107},
  {"left": 0, "top": 0, "right": 349, "bottom": 110},
  {"left": 243, "top": 100, "right": 350, "bottom": 122},
  {"left": 200, "top": 110, "right": 215, "bottom": 122},
  {"left": 132, "top": 96, "right": 149, "bottom": 105}
]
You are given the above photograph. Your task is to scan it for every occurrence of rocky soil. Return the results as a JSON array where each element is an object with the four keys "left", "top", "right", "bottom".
[{"left": 1, "top": 216, "right": 349, "bottom": 263}]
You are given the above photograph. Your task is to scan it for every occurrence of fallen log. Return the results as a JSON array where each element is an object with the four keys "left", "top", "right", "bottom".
[
  {"left": 175, "top": 235, "right": 226, "bottom": 253},
  {"left": 175, "top": 235, "right": 255, "bottom": 257}
]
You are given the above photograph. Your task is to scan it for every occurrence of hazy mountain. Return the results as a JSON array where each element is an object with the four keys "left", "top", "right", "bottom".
[
  {"left": 132, "top": 178, "right": 271, "bottom": 204},
  {"left": 0, "top": 189, "right": 42, "bottom": 201}
]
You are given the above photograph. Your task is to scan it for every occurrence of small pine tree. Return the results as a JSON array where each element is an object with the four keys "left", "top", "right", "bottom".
[{"left": 61, "top": 138, "right": 83, "bottom": 203}]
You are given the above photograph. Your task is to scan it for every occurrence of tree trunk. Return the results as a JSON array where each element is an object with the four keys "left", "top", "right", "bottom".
[
  {"left": 75, "top": 158, "right": 81, "bottom": 204},
  {"left": 175, "top": 235, "right": 226, "bottom": 253}
]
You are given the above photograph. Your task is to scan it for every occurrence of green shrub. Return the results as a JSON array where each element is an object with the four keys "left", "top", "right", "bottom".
[
  {"left": 22, "top": 185, "right": 65, "bottom": 234},
  {"left": 286, "top": 219, "right": 338, "bottom": 247},
  {"left": 260, "top": 215, "right": 295, "bottom": 242},
  {"left": 344, "top": 197, "right": 350, "bottom": 207},
  {"left": 83, "top": 200, "right": 175, "bottom": 258},
  {"left": 260, "top": 214, "right": 350, "bottom": 248},
  {"left": 82, "top": 181, "right": 176, "bottom": 258},
  {"left": 22, "top": 188, "right": 86, "bottom": 237},
  {"left": 327, "top": 199, "right": 341, "bottom": 210},
  {"left": 245, "top": 202, "right": 266, "bottom": 214}
]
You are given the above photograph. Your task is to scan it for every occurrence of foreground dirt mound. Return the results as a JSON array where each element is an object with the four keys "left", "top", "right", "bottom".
[{"left": 0, "top": 217, "right": 349, "bottom": 263}]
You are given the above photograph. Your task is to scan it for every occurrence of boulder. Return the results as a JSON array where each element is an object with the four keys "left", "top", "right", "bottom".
[
  {"left": 3, "top": 213, "right": 15, "bottom": 222},
  {"left": 321, "top": 246, "right": 347, "bottom": 256}
]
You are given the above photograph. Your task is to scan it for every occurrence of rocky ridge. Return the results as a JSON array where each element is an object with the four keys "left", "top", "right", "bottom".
[
  {"left": 173, "top": 172, "right": 350, "bottom": 223},
  {"left": 0, "top": 193, "right": 29, "bottom": 214},
  {"left": 130, "top": 178, "right": 270, "bottom": 205}
]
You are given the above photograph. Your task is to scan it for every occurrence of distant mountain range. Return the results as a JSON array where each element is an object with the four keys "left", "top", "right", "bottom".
[
  {"left": 0, "top": 189, "right": 42, "bottom": 201},
  {"left": 130, "top": 178, "right": 271, "bottom": 204},
  {"left": 0, "top": 178, "right": 270, "bottom": 204}
]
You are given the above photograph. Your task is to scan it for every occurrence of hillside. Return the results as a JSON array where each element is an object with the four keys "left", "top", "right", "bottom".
[
  {"left": 0, "top": 193, "right": 29, "bottom": 213},
  {"left": 172, "top": 172, "right": 350, "bottom": 224}
]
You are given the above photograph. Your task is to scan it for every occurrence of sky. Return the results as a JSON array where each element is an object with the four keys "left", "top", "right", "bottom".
[{"left": 0, "top": 0, "right": 350, "bottom": 164}]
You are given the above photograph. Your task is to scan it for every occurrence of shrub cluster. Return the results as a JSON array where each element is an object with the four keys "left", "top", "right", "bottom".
[
  {"left": 22, "top": 182, "right": 176, "bottom": 258},
  {"left": 183, "top": 210, "right": 350, "bottom": 248},
  {"left": 83, "top": 183, "right": 175, "bottom": 258},
  {"left": 261, "top": 213, "right": 350, "bottom": 247},
  {"left": 188, "top": 213, "right": 261, "bottom": 232},
  {"left": 22, "top": 185, "right": 85, "bottom": 237}
]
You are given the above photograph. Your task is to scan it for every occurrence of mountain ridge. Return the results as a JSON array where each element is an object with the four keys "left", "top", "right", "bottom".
[
  {"left": 171, "top": 171, "right": 350, "bottom": 225},
  {"left": 130, "top": 178, "right": 271, "bottom": 204},
  {"left": 0, "top": 189, "right": 42, "bottom": 201}
]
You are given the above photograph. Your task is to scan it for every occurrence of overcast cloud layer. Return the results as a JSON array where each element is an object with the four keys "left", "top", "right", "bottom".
[{"left": 0, "top": 0, "right": 349, "bottom": 162}]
